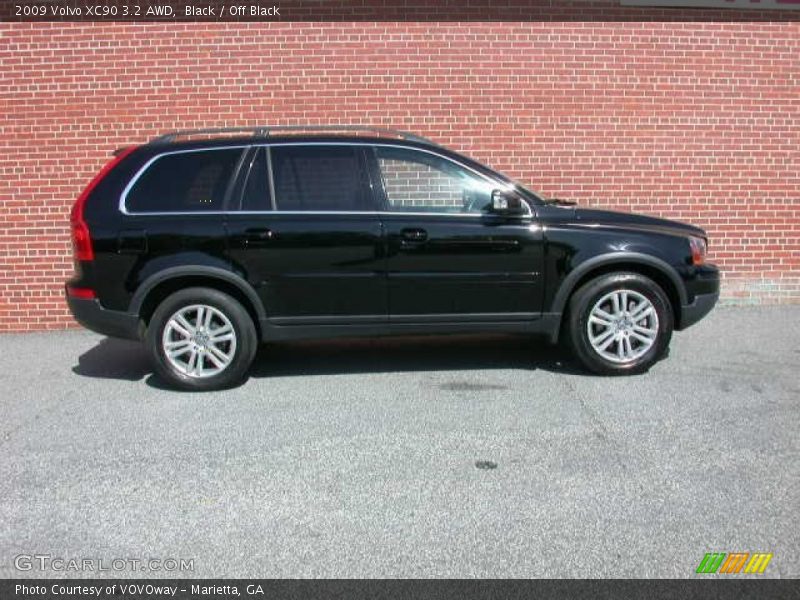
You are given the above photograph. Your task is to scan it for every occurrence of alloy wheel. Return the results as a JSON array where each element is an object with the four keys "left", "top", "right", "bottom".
[
  {"left": 586, "top": 289, "right": 659, "bottom": 364},
  {"left": 161, "top": 304, "right": 237, "bottom": 378}
]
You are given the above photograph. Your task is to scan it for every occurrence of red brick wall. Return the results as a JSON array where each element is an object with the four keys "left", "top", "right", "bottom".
[{"left": 1, "top": 20, "right": 798, "bottom": 331}]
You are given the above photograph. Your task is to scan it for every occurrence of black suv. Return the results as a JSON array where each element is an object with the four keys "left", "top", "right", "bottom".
[{"left": 66, "top": 126, "right": 719, "bottom": 390}]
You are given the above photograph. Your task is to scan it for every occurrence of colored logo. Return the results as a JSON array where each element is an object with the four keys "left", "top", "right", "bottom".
[{"left": 696, "top": 552, "right": 773, "bottom": 574}]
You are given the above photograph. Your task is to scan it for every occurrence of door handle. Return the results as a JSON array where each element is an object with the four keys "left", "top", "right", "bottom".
[
  {"left": 243, "top": 228, "right": 274, "bottom": 246},
  {"left": 400, "top": 228, "right": 428, "bottom": 243}
]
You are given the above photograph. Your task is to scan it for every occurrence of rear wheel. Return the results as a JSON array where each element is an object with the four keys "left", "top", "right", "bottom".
[
  {"left": 567, "top": 272, "right": 673, "bottom": 375},
  {"left": 146, "top": 287, "right": 257, "bottom": 391}
]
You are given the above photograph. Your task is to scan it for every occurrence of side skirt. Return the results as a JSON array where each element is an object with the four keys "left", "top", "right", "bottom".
[{"left": 259, "top": 313, "right": 563, "bottom": 343}]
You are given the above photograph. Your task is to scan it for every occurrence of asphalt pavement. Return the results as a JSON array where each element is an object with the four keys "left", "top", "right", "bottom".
[{"left": 0, "top": 306, "right": 798, "bottom": 578}]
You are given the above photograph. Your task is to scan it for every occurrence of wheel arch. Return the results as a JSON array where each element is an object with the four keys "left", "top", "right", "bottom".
[
  {"left": 548, "top": 253, "right": 686, "bottom": 343},
  {"left": 130, "top": 266, "right": 265, "bottom": 335}
]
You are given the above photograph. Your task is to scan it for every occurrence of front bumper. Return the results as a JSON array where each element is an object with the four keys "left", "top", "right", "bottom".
[
  {"left": 678, "top": 265, "right": 720, "bottom": 330},
  {"left": 66, "top": 291, "right": 141, "bottom": 341},
  {"left": 679, "top": 290, "right": 719, "bottom": 330}
]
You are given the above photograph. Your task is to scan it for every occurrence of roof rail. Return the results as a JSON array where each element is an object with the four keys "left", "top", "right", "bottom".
[{"left": 150, "top": 125, "right": 437, "bottom": 146}]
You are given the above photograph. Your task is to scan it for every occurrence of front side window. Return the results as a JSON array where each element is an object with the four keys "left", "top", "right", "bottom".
[
  {"left": 376, "top": 147, "right": 496, "bottom": 214},
  {"left": 126, "top": 148, "right": 243, "bottom": 213},
  {"left": 270, "top": 145, "right": 370, "bottom": 211}
]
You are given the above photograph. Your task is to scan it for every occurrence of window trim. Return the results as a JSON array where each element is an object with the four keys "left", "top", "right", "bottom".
[
  {"left": 266, "top": 146, "right": 277, "bottom": 211},
  {"left": 119, "top": 142, "right": 532, "bottom": 217},
  {"left": 227, "top": 146, "right": 256, "bottom": 212},
  {"left": 236, "top": 147, "right": 271, "bottom": 212}
]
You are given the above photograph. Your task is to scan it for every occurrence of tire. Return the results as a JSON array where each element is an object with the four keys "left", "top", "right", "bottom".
[
  {"left": 146, "top": 287, "right": 258, "bottom": 391},
  {"left": 566, "top": 272, "right": 673, "bottom": 375}
]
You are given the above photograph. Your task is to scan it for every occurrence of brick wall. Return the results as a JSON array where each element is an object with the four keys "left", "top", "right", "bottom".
[
  {"left": 1, "top": 19, "right": 798, "bottom": 331},
  {"left": 380, "top": 157, "right": 474, "bottom": 210}
]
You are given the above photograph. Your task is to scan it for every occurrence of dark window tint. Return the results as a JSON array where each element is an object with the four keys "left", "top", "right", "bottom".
[
  {"left": 271, "top": 146, "right": 369, "bottom": 211},
  {"left": 240, "top": 148, "right": 271, "bottom": 211},
  {"left": 126, "top": 148, "right": 242, "bottom": 213}
]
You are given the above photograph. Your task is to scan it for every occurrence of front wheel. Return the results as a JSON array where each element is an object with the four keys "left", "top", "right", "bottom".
[
  {"left": 146, "top": 287, "right": 258, "bottom": 391},
  {"left": 566, "top": 272, "right": 673, "bottom": 375}
]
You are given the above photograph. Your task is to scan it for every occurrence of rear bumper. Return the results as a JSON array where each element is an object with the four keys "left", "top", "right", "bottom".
[{"left": 66, "top": 291, "right": 141, "bottom": 341}]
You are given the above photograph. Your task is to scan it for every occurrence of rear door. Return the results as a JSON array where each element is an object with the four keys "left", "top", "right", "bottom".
[
  {"left": 370, "top": 145, "right": 544, "bottom": 321},
  {"left": 225, "top": 144, "right": 386, "bottom": 323}
]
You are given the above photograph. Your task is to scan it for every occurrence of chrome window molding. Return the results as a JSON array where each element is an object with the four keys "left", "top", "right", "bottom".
[
  {"left": 114, "top": 210, "right": 532, "bottom": 219},
  {"left": 265, "top": 146, "right": 277, "bottom": 211},
  {"left": 119, "top": 141, "right": 532, "bottom": 218}
]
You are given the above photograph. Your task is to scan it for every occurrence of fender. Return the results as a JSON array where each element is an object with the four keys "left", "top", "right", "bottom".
[
  {"left": 129, "top": 265, "right": 266, "bottom": 321},
  {"left": 551, "top": 252, "right": 688, "bottom": 314},
  {"left": 543, "top": 252, "right": 688, "bottom": 343}
]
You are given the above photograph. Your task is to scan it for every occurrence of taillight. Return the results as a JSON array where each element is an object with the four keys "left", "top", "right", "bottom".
[
  {"left": 689, "top": 236, "right": 707, "bottom": 266},
  {"left": 70, "top": 146, "right": 138, "bottom": 262},
  {"left": 66, "top": 285, "right": 97, "bottom": 300},
  {"left": 70, "top": 210, "right": 94, "bottom": 261}
]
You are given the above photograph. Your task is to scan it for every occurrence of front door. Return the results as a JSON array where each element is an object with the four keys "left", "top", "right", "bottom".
[
  {"left": 370, "top": 146, "right": 544, "bottom": 321},
  {"left": 225, "top": 144, "right": 386, "bottom": 324}
]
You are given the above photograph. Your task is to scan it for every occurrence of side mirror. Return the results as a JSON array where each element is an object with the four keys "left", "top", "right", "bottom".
[{"left": 491, "top": 190, "right": 526, "bottom": 215}]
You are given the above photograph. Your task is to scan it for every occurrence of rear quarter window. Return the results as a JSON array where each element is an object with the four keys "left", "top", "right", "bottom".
[{"left": 125, "top": 148, "right": 243, "bottom": 213}]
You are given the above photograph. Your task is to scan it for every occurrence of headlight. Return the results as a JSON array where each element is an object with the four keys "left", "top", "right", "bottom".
[{"left": 688, "top": 236, "right": 707, "bottom": 266}]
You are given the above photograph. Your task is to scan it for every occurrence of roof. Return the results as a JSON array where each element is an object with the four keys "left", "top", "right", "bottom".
[{"left": 149, "top": 126, "right": 438, "bottom": 147}]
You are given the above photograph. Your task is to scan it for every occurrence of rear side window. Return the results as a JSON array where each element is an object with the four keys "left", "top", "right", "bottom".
[
  {"left": 125, "top": 148, "right": 243, "bottom": 213},
  {"left": 271, "top": 146, "right": 370, "bottom": 211}
]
